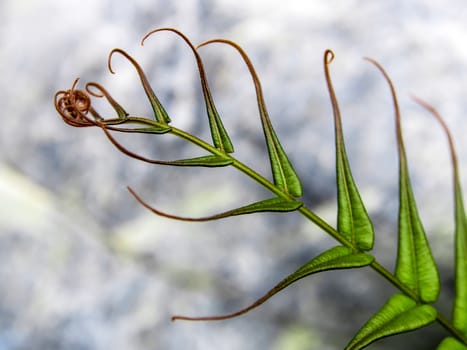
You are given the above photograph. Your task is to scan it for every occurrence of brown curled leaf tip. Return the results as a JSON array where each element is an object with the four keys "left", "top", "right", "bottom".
[
  {"left": 140, "top": 27, "right": 191, "bottom": 46},
  {"left": 55, "top": 77, "right": 131, "bottom": 129},
  {"left": 107, "top": 48, "right": 135, "bottom": 74},
  {"left": 85, "top": 82, "right": 105, "bottom": 98},
  {"left": 324, "top": 49, "right": 335, "bottom": 64},
  {"left": 107, "top": 47, "right": 171, "bottom": 124},
  {"left": 86, "top": 82, "right": 128, "bottom": 119},
  {"left": 54, "top": 78, "right": 99, "bottom": 127}
]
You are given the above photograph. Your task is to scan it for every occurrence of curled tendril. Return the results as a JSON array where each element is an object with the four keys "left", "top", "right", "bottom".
[
  {"left": 54, "top": 78, "right": 99, "bottom": 127},
  {"left": 54, "top": 78, "right": 131, "bottom": 129},
  {"left": 85, "top": 82, "right": 129, "bottom": 120},
  {"left": 325, "top": 49, "right": 335, "bottom": 64},
  {"left": 107, "top": 48, "right": 171, "bottom": 124},
  {"left": 412, "top": 96, "right": 459, "bottom": 176}
]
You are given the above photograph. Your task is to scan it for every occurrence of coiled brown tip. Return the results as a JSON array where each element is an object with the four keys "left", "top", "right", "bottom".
[
  {"left": 54, "top": 78, "right": 96, "bottom": 127},
  {"left": 324, "top": 49, "right": 335, "bottom": 64}
]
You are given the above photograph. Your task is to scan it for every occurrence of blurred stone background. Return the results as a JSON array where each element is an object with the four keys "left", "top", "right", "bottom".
[{"left": 1, "top": 0, "right": 467, "bottom": 349}]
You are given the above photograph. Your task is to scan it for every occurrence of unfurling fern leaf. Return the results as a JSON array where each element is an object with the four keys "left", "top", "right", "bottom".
[{"left": 54, "top": 27, "right": 467, "bottom": 349}]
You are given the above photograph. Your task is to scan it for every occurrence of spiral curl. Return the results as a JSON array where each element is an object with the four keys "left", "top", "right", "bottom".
[{"left": 54, "top": 78, "right": 99, "bottom": 127}]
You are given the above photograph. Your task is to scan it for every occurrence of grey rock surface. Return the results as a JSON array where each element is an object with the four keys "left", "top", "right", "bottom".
[{"left": 1, "top": 0, "right": 466, "bottom": 349}]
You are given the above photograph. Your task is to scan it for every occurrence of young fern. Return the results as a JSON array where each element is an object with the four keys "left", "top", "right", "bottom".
[{"left": 54, "top": 28, "right": 467, "bottom": 349}]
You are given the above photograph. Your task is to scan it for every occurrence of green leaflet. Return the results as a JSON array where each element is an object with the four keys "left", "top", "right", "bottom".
[
  {"left": 414, "top": 98, "right": 467, "bottom": 340},
  {"left": 114, "top": 117, "right": 172, "bottom": 134},
  {"left": 99, "top": 126, "right": 232, "bottom": 167},
  {"left": 166, "top": 155, "right": 233, "bottom": 167},
  {"left": 100, "top": 116, "right": 172, "bottom": 134},
  {"left": 275, "top": 245, "right": 374, "bottom": 286},
  {"left": 172, "top": 245, "right": 373, "bottom": 321},
  {"left": 118, "top": 126, "right": 172, "bottom": 134},
  {"left": 366, "top": 58, "right": 440, "bottom": 303},
  {"left": 197, "top": 39, "right": 303, "bottom": 198},
  {"left": 142, "top": 28, "right": 234, "bottom": 153},
  {"left": 127, "top": 191, "right": 303, "bottom": 221},
  {"left": 437, "top": 337, "right": 467, "bottom": 350},
  {"left": 453, "top": 176, "right": 467, "bottom": 336},
  {"left": 107, "top": 49, "right": 171, "bottom": 124},
  {"left": 324, "top": 50, "right": 374, "bottom": 250},
  {"left": 345, "top": 293, "right": 437, "bottom": 350}
]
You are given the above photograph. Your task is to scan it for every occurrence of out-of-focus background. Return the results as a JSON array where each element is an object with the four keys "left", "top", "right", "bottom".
[{"left": 1, "top": 0, "right": 467, "bottom": 349}]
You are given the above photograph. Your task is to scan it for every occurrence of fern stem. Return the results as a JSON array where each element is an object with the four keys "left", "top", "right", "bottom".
[
  {"left": 437, "top": 313, "right": 467, "bottom": 345},
  {"left": 169, "top": 126, "right": 291, "bottom": 198},
  {"left": 166, "top": 125, "right": 466, "bottom": 345}
]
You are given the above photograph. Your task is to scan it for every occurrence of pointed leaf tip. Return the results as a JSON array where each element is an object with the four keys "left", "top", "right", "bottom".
[
  {"left": 324, "top": 50, "right": 374, "bottom": 250},
  {"left": 172, "top": 245, "right": 373, "bottom": 322},
  {"left": 198, "top": 39, "right": 303, "bottom": 197}
]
